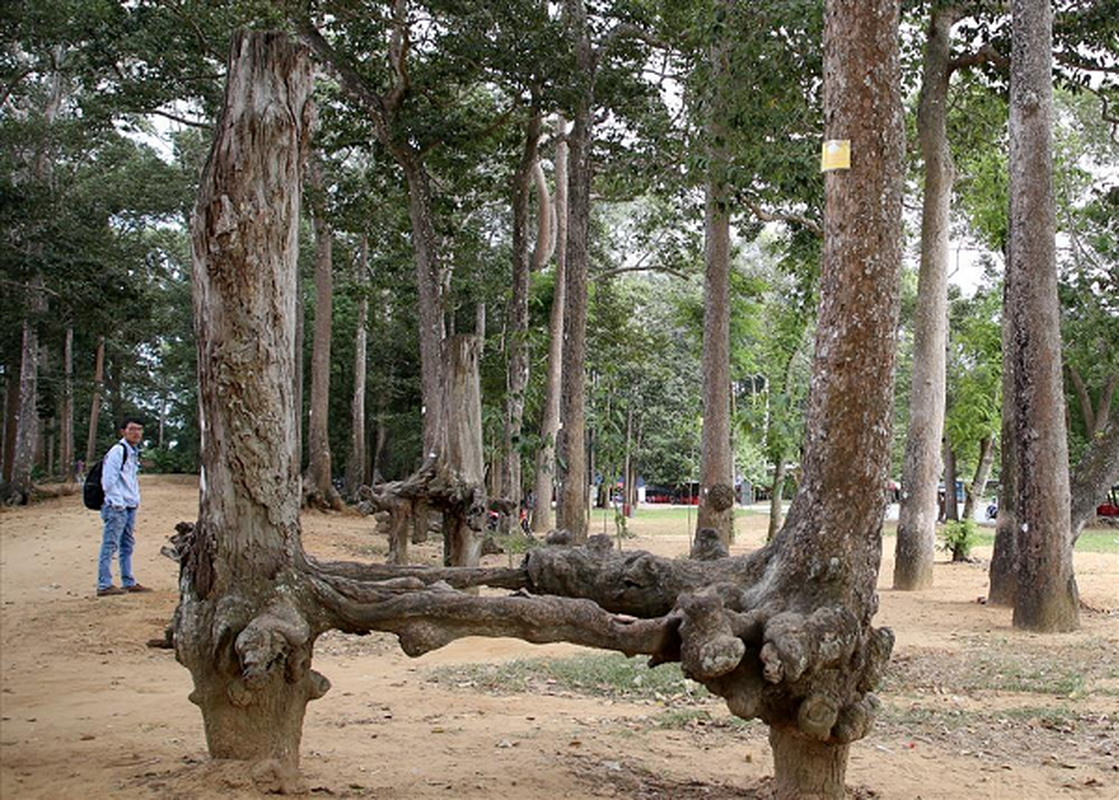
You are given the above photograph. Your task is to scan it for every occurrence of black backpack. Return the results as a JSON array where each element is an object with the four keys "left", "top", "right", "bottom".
[{"left": 83, "top": 442, "right": 128, "bottom": 510}]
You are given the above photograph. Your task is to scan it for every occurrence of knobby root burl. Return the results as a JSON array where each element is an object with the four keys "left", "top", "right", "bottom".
[{"left": 174, "top": 525, "right": 892, "bottom": 794}]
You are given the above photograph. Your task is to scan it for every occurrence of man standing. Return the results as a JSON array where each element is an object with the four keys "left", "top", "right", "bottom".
[{"left": 96, "top": 417, "right": 152, "bottom": 597}]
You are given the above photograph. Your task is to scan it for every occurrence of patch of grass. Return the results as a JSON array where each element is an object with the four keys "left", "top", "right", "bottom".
[
  {"left": 427, "top": 652, "right": 710, "bottom": 703},
  {"left": 878, "top": 705, "right": 972, "bottom": 731},
  {"left": 882, "top": 523, "right": 1119, "bottom": 553},
  {"left": 966, "top": 651, "right": 1087, "bottom": 695},
  {"left": 1072, "top": 529, "right": 1119, "bottom": 553}
]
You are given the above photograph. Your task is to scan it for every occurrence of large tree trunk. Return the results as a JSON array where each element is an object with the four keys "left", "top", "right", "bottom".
[
  {"left": 757, "top": 1, "right": 905, "bottom": 789},
  {"left": 303, "top": 154, "right": 342, "bottom": 511},
  {"left": 438, "top": 335, "right": 486, "bottom": 568},
  {"left": 84, "top": 336, "right": 105, "bottom": 468},
  {"left": 1006, "top": 0, "right": 1078, "bottom": 632},
  {"left": 60, "top": 325, "right": 73, "bottom": 481},
  {"left": 500, "top": 114, "right": 543, "bottom": 517},
  {"left": 531, "top": 116, "right": 569, "bottom": 534},
  {"left": 893, "top": 6, "right": 955, "bottom": 590},
  {"left": 177, "top": 31, "right": 324, "bottom": 782},
  {"left": 556, "top": 7, "right": 593, "bottom": 543},
  {"left": 962, "top": 433, "right": 994, "bottom": 521},
  {"left": 344, "top": 235, "right": 370, "bottom": 499},
  {"left": 167, "top": 16, "right": 901, "bottom": 799},
  {"left": 695, "top": 0, "right": 736, "bottom": 547}
]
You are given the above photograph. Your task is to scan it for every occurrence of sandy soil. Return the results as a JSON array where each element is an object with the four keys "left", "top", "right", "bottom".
[{"left": 1, "top": 475, "right": 1116, "bottom": 799}]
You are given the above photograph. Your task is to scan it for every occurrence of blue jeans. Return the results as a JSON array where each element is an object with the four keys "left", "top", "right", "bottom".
[{"left": 98, "top": 506, "right": 137, "bottom": 590}]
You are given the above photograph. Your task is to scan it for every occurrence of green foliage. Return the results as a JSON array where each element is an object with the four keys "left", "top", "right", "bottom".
[{"left": 940, "top": 518, "right": 979, "bottom": 561}]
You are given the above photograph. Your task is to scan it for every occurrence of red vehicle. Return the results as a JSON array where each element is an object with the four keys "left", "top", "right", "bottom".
[{"left": 1098, "top": 487, "right": 1119, "bottom": 518}]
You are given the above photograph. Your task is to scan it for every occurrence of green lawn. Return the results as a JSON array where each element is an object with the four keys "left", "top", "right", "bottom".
[
  {"left": 585, "top": 505, "right": 767, "bottom": 540},
  {"left": 880, "top": 521, "right": 1119, "bottom": 553},
  {"left": 609, "top": 506, "right": 1119, "bottom": 553}
]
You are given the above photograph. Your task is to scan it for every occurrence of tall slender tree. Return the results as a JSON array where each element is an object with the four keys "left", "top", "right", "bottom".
[
  {"left": 303, "top": 153, "right": 343, "bottom": 510},
  {"left": 695, "top": 0, "right": 736, "bottom": 547},
  {"left": 893, "top": 5, "right": 958, "bottom": 589},
  {"left": 531, "top": 116, "right": 569, "bottom": 533},
  {"left": 343, "top": 234, "right": 370, "bottom": 498},
  {"left": 1005, "top": 0, "right": 1079, "bottom": 632}
]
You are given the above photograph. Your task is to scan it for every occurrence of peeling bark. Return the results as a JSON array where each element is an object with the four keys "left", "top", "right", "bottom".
[{"left": 177, "top": 31, "right": 321, "bottom": 775}]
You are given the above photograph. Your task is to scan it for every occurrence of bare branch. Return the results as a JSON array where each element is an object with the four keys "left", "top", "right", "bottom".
[
  {"left": 148, "top": 107, "right": 212, "bottom": 130},
  {"left": 738, "top": 194, "right": 823, "bottom": 237},
  {"left": 948, "top": 43, "right": 1009, "bottom": 75},
  {"left": 1, "top": 66, "right": 36, "bottom": 107},
  {"left": 594, "top": 264, "right": 691, "bottom": 281}
]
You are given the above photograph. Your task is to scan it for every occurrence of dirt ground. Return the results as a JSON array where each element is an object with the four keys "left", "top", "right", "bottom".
[{"left": 1, "top": 475, "right": 1116, "bottom": 799}]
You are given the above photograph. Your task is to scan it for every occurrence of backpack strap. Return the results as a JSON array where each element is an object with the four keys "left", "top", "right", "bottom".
[{"left": 118, "top": 441, "right": 128, "bottom": 473}]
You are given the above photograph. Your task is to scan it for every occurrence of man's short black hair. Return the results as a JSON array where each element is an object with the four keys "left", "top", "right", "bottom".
[{"left": 119, "top": 415, "right": 145, "bottom": 430}]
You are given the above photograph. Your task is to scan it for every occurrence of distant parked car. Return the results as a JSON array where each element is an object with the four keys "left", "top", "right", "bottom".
[{"left": 1097, "top": 502, "right": 1119, "bottom": 518}]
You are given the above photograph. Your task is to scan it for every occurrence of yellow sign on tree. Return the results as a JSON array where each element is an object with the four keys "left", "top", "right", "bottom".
[{"left": 821, "top": 139, "right": 851, "bottom": 172}]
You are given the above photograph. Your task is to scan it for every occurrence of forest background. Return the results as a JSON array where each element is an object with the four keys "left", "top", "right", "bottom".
[{"left": 1, "top": 0, "right": 1116, "bottom": 534}]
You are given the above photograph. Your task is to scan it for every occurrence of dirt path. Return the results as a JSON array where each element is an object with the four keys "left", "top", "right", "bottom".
[{"left": 1, "top": 475, "right": 1116, "bottom": 798}]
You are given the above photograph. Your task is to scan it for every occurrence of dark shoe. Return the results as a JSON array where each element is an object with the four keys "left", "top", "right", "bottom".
[
  {"left": 97, "top": 586, "right": 126, "bottom": 597},
  {"left": 125, "top": 583, "right": 153, "bottom": 593}
]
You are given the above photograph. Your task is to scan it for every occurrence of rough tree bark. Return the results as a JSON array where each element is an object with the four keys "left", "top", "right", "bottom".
[
  {"left": 177, "top": 31, "right": 322, "bottom": 785},
  {"left": 344, "top": 235, "right": 370, "bottom": 499},
  {"left": 962, "top": 433, "right": 994, "bottom": 521},
  {"left": 893, "top": 5, "right": 956, "bottom": 590},
  {"left": 695, "top": 0, "right": 736, "bottom": 547},
  {"left": 500, "top": 113, "right": 543, "bottom": 517},
  {"left": 531, "top": 116, "right": 569, "bottom": 534},
  {"left": 1005, "top": 0, "right": 1079, "bottom": 632},
  {"left": 303, "top": 154, "right": 343, "bottom": 511},
  {"left": 174, "top": 12, "right": 902, "bottom": 794}
]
